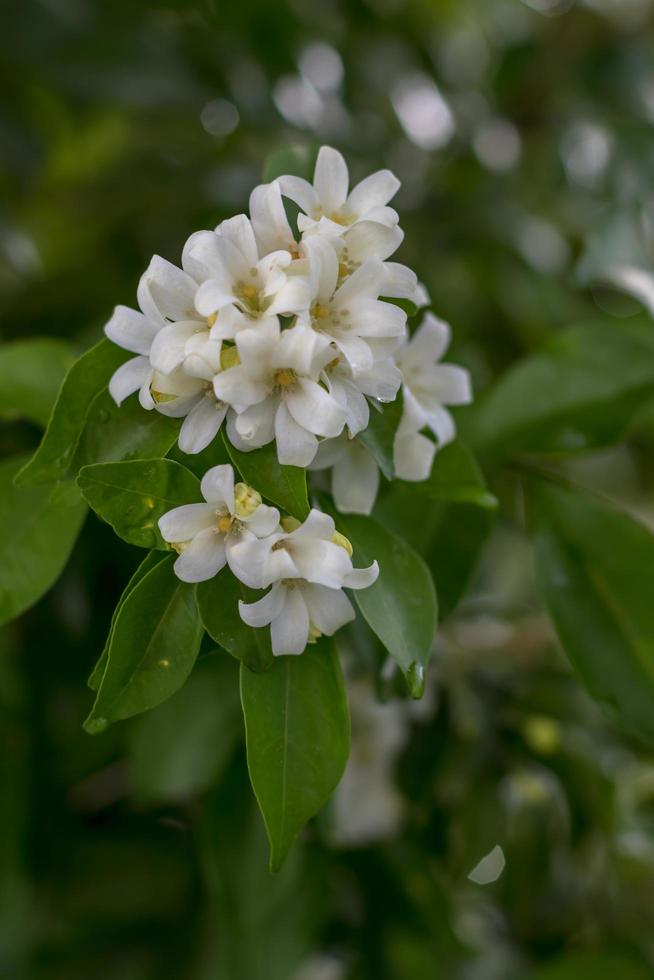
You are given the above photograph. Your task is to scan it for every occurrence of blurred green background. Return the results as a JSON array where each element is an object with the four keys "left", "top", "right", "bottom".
[{"left": 3, "top": 0, "right": 654, "bottom": 977}]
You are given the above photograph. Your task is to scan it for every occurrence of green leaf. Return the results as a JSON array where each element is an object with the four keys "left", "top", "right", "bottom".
[
  {"left": 332, "top": 510, "right": 437, "bottom": 697},
  {"left": 471, "top": 318, "right": 654, "bottom": 459},
  {"left": 197, "top": 568, "right": 274, "bottom": 673},
  {"left": 129, "top": 652, "right": 241, "bottom": 802},
  {"left": 398, "top": 440, "right": 496, "bottom": 509},
  {"left": 357, "top": 389, "right": 404, "bottom": 480},
  {"left": 0, "top": 337, "right": 75, "bottom": 428},
  {"left": 78, "top": 458, "right": 201, "bottom": 550},
  {"left": 222, "top": 433, "right": 309, "bottom": 520},
  {"left": 375, "top": 483, "right": 494, "bottom": 620},
  {"left": 0, "top": 455, "right": 87, "bottom": 626},
  {"left": 84, "top": 554, "right": 203, "bottom": 732},
  {"left": 529, "top": 476, "right": 654, "bottom": 745},
  {"left": 15, "top": 338, "right": 128, "bottom": 486},
  {"left": 262, "top": 145, "right": 315, "bottom": 182},
  {"left": 381, "top": 296, "right": 418, "bottom": 318},
  {"left": 70, "top": 387, "right": 179, "bottom": 474},
  {"left": 88, "top": 551, "right": 168, "bottom": 691},
  {"left": 240, "top": 636, "right": 350, "bottom": 871}
]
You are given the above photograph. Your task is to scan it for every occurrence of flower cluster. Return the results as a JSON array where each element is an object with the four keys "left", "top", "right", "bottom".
[
  {"left": 158, "top": 464, "right": 378, "bottom": 655},
  {"left": 104, "top": 145, "right": 471, "bottom": 496}
]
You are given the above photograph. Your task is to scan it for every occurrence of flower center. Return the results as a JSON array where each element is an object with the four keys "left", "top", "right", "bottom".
[
  {"left": 235, "top": 281, "right": 260, "bottom": 312},
  {"left": 216, "top": 514, "right": 233, "bottom": 534},
  {"left": 274, "top": 368, "right": 296, "bottom": 388},
  {"left": 206, "top": 312, "right": 218, "bottom": 327},
  {"left": 311, "top": 302, "right": 331, "bottom": 321}
]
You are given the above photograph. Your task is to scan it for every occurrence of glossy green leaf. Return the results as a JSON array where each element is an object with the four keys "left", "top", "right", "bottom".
[
  {"left": 87, "top": 551, "right": 168, "bottom": 691},
  {"left": 197, "top": 568, "right": 274, "bottom": 672},
  {"left": 398, "top": 440, "right": 496, "bottom": 509},
  {"left": 240, "top": 636, "right": 350, "bottom": 871},
  {"left": 222, "top": 433, "right": 309, "bottom": 520},
  {"left": 78, "top": 458, "right": 200, "bottom": 550},
  {"left": 0, "top": 337, "right": 75, "bottom": 428},
  {"left": 15, "top": 338, "right": 128, "bottom": 486},
  {"left": 84, "top": 554, "right": 203, "bottom": 732},
  {"left": 332, "top": 510, "right": 437, "bottom": 697},
  {"left": 357, "top": 389, "right": 404, "bottom": 480},
  {"left": 0, "top": 455, "right": 87, "bottom": 626},
  {"left": 129, "top": 652, "right": 241, "bottom": 802},
  {"left": 471, "top": 319, "right": 654, "bottom": 459},
  {"left": 529, "top": 477, "right": 654, "bottom": 745},
  {"left": 375, "top": 483, "right": 494, "bottom": 620},
  {"left": 70, "top": 387, "right": 179, "bottom": 474}
]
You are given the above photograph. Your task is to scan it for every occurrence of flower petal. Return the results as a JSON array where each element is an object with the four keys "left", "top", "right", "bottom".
[
  {"left": 274, "top": 401, "right": 318, "bottom": 466},
  {"left": 150, "top": 321, "right": 202, "bottom": 375},
  {"left": 381, "top": 262, "right": 418, "bottom": 299},
  {"left": 314, "top": 146, "right": 349, "bottom": 213},
  {"left": 108, "top": 356, "right": 151, "bottom": 406},
  {"left": 244, "top": 503, "right": 281, "bottom": 538},
  {"left": 277, "top": 175, "right": 319, "bottom": 215},
  {"left": 346, "top": 169, "right": 400, "bottom": 216},
  {"left": 178, "top": 396, "right": 227, "bottom": 454},
  {"left": 394, "top": 429, "right": 436, "bottom": 481},
  {"left": 174, "top": 527, "right": 227, "bottom": 583},
  {"left": 238, "top": 581, "right": 285, "bottom": 627},
  {"left": 158, "top": 503, "right": 214, "bottom": 542},
  {"left": 303, "top": 584, "right": 355, "bottom": 635},
  {"left": 105, "top": 306, "right": 158, "bottom": 355},
  {"left": 333, "top": 257, "right": 384, "bottom": 305},
  {"left": 213, "top": 366, "right": 270, "bottom": 413},
  {"left": 285, "top": 378, "right": 346, "bottom": 439},
  {"left": 216, "top": 214, "right": 259, "bottom": 268},
  {"left": 137, "top": 255, "right": 198, "bottom": 323},
  {"left": 343, "top": 560, "right": 379, "bottom": 589},
  {"left": 343, "top": 221, "right": 403, "bottom": 262},
  {"left": 270, "top": 586, "right": 310, "bottom": 655},
  {"left": 200, "top": 463, "right": 235, "bottom": 510},
  {"left": 249, "top": 182, "right": 295, "bottom": 254},
  {"left": 332, "top": 443, "right": 379, "bottom": 515}
]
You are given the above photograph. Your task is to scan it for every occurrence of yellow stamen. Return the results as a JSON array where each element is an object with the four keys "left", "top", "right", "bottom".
[
  {"left": 311, "top": 302, "right": 330, "bottom": 320},
  {"left": 274, "top": 368, "right": 296, "bottom": 388},
  {"left": 217, "top": 514, "right": 233, "bottom": 534},
  {"left": 338, "top": 262, "right": 349, "bottom": 279},
  {"left": 151, "top": 388, "right": 177, "bottom": 404},
  {"left": 206, "top": 312, "right": 218, "bottom": 327}
]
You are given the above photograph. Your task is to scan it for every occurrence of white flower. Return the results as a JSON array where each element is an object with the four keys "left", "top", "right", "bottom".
[
  {"left": 215, "top": 319, "right": 346, "bottom": 466},
  {"left": 277, "top": 145, "right": 401, "bottom": 235},
  {"left": 300, "top": 235, "right": 407, "bottom": 376},
  {"left": 310, "top": 436, "right": 380, "bottom": 516},
  {"left": 105, "top": 255, "right": 201, "bottom": 410},
  {"left": 235, "top": 509, "right": 379, "bottom": 655},
  {"left": 158, "top": 464, "right": 280, "bottom": 584},
  {"left": 184, "top": 214, "right": 310, "bottom": 339},
  {"left": 105, "top": 254, "right": 228, "bottom": 455},
  {"left": 395, "top": 312, "right": 472, "bottom": 446}
]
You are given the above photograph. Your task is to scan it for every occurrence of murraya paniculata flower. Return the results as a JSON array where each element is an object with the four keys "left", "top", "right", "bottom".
[
  {"left": 158, "top": 464, "right": 280, "bottom": 584},
  {"left": 235, "top": 510, "right": 379, "bottom": 655},
  {"left": 104, "top": 144, "right": 472, "bottom": 508}
]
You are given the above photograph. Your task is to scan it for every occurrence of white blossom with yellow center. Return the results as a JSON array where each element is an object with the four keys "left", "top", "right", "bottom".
[{"left": 158, "top": 464, "right": 281, "bottom": 584}]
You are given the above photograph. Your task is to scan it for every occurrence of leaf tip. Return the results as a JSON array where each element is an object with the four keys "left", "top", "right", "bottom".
[{"left": 84, "top": 715, "right": 109, "bottom": 735}]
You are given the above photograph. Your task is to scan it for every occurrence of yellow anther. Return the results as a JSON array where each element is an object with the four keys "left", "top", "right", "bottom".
[
  {"left": 206, "top": 312, "right": 218, "bottom": 327},
  {"left": 281, "top": 516, "right": 301, "bottom": 533},
  {"left": 217, "top": 514, "right": 233, "bottom": 534},
  {"left": 338, "top": 262, "right": 349, "bottom": 279},
  {"left": 238, "top": 282, "right": 258, "bottom": 300},
  {"left": 325, "top": 356, "right": 340, "bottom": 372},
  {"left": 274, "top": 368, "right": 296, "bottom": 388},
  {"left": 311, "top": 302, "right": 331, "bottom": 320},
  {"left": 328, "top": 211, "right": 348, "bottom": 225},
  {"left": 234, "top": 482, "right": 262, "bottom": 518},
  {"left": 331, "top": 530, "right": 353, "bottom": 557},
  {"left": 220, "top": 345, "right": 240, "bottom": 370}
]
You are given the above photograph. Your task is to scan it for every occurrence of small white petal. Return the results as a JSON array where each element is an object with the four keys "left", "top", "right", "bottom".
[
  {"left": 343, "top": 221, "right": 403, "bottom": 262},
  {"left": 303, "top": 584, "right": 355, "bottom": 635},
  {"left": 343, "top": 560, "right": 379, "bottom": 589},
  {"left": 200, "top": 464, "right": 235, "bottom": 510},
  {"left": 150, "top": 321, "right": 202, "bottom": 375},
  {"left": 108, "top": 356, "right": 151, "bottom": 406},
  {"left": 277, "top": 175, "right": 319, "bottom": 215},
  {"left": 271, "top": 586, "right": 310, "bottom": 655},
  {"left": 178, "top": 397, "right": 227, "bottom": 454},
  {"left": 346, "top": 169, "right": 400, "bottom": 216},
  {"left": 381, "top": 262, "right": 418, "bottom": 299},
  {"left": 174, "top": 527, "right": 227, "bottom": 583},
  {"left": 332, "top": 443, "right": 379, "bottom": 515},
  {"left": 243, "top": 504, "right": 281, "bottom": 538},
  {"left": 314, "top": 146, "right": 349, "bottom": 213},
  {"left": 105, "top": 306, "right": 158, "bottom": 355},
  {"left": 158, "top": 503, "right": 214, "bottom": 542},
  {"left": 238, "top": 581, "right": 285, "bottom": 627},
  {"left": 274, "top": 401, "right": 319, "bottom": 467},
  {"left": 394, "top": 429, "right": 436, "bottom": 481},
  {"left": 285, "top": 378, "right": 346, "bottom": 439},
  {"left": 333, "top": 257, "right": 384, "bottom": 305},
  {"left": 137, "top": 255, "right": 198, "bottom": 323},
  {"left": 216, "top": 214, "right": 259, "bottom": 268}
]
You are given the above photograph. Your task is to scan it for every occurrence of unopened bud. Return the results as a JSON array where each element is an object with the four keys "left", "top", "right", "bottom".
[{"left": 234, "top": 482, "right": 262, "bottom": 518}]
